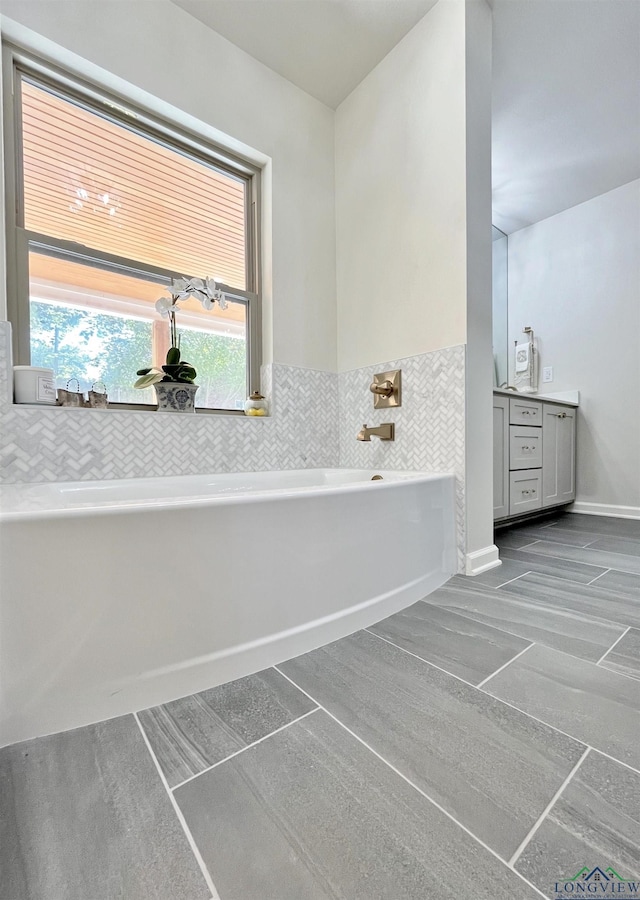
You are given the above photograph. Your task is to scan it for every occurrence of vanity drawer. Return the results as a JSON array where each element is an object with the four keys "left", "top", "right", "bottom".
[
  {"left": 509, "top": 425, "right": 542, "bottom": 470},
  {"left": 509, "top": 471, "right": 542, "bottom": 515},
  {"left": 510, "top": 398, "right": 542, "bottom": 426}
]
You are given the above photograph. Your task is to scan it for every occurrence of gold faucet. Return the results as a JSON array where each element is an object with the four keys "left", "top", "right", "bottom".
[{"left": 356, "top": 423, "right": 395, "bottom": 441}]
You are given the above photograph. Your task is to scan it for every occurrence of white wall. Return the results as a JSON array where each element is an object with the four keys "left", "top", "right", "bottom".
[
  {"left": 463, "top": 0, "right": 495, "bottom": 573},
  {"left": 335, "top": 0, "right": 495, "bottom": 571},
  {"left": 0, "top": 0, "right": 337, "bottom": 372},
  {"left": 508, "top": 179, "right": 640, "bottom": 515},
  {"left": 335, "top": 0, "right": 468, "bottom": 372}
]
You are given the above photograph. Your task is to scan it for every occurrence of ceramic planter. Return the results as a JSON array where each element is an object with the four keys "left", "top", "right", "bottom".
[{"left": 154, "top": 382, "right": 199, "bottom": 412}]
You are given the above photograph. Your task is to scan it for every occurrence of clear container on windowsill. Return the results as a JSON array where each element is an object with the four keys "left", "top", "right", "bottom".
[{"left": 243, "top": 391, "right": 268, "bottom": 417}]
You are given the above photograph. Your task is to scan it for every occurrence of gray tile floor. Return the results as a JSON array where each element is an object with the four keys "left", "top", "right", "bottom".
[{"left": 2, "top": 512, "right": 639, "bottom": 900}]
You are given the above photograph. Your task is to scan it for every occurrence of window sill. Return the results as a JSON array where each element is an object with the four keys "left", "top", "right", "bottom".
[{"left": 10, "top": 402, "right": 261, "bottom": 418}]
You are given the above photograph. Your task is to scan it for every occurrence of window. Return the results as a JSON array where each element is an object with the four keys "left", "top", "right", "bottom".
[{"left": 3, "top": 48, "right": 260, "bottom": 411}]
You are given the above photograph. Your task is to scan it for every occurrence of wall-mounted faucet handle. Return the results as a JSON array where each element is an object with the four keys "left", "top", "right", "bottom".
[
  {"left": 369, "top": 369, "right": 401, "bottom": 409},
  {"left": 369, "top": 379, "right": 393, "bottom": 397}
]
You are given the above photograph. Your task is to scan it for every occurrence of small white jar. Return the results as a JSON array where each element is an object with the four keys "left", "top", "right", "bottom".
[
  {"left": 243, "top": 391, "right": 268, "bottom": 416},
  {"left": 13, "top": 366, "right": 57, "bottom": 405}
]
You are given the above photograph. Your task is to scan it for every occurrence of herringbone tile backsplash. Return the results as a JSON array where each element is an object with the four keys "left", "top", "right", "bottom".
[
  {"left": 0, "top": 322, "right": 338, "bottom": 482},
  {"left": 338, "top": 346, "right": 466, "bottom": 568},
  {"left": 0, "top": 321, "right": 465, "bottom": 565}
]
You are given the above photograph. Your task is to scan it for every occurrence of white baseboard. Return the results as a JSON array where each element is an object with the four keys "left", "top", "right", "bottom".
[
  {"left": 571, "top": 501, "right": 640, "bottom": 520},
  {"left": 465, "top": 545, "right": 501, "bottom": 576}
]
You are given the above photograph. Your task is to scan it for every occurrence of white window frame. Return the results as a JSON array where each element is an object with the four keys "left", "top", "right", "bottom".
[{"left": 2, "top": 44, "right": 262, "bottom": 414}]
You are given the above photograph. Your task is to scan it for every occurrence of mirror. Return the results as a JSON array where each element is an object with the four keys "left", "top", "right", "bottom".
[{"left": 491, "top": 225, "right": 508, "bottom": 388}]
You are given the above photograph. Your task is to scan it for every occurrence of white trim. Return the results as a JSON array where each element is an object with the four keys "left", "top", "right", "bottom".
[
  {"left": 571, "top": 501, "right": 640, "bottom": 520},
  {"left": 465, "top": 544, "right": 501, "bottom": 576}
]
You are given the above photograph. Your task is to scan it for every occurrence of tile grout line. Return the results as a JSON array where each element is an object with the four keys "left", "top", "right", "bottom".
[
  {"left": 586, "top": 567, "right": 611, "bottom": 586},
  {"left": 476, "top": 643, "right": 535, "bottom": 689},
  {"left": 486, "top": 557, "right": 612, "bottom": 591},
  {"left": 587, "top": 747, "right": 640, "bottom": 778},
  {"left": 364, "top": 626, "right": 640, "bottom": 777},
  {"left": 423, "top": 598, "right": 640, "bottom": 683},
  {"left": 507, "top": 747, "right": 591, "bottom": 868},
  {"left": 273, "top": 666, "right": 550, "bottom": 900},
  {"left": 596, "top": 626, "right": 632, "bottom": 666},
  {"left": 518, "top": 540, "right": 542, "bottom": 550},
  {"left": 133, "top": 712, "right": 221, "bottom": 900},
  {"left": 170, "top": 707, "right": 319, "bottom": 792},
  {"left": 493, "top": 570, "right": 534, "bottom": 590},
  {"left": 498, "top": 548, "right": 608, "bottom": 580},
  {"left": 513, "top": 543, "right": 640, "bottom": 578},
  {"left": 364, "top": 629, "right": 477, "bottom": 689},
  {"left": 489, "top": 573, "right": 638, "bottom": 631}
]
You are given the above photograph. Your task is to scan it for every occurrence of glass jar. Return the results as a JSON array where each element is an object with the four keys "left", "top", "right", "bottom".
[{"left": 244, "top": 391, "right": 268, "bottom": 416}]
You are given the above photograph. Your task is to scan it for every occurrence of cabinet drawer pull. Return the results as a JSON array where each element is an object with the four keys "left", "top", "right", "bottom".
[{"left": 556, "top": 412, "right": 567, "bottom": 418}]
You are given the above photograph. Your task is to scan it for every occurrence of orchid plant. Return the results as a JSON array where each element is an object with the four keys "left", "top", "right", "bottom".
[{"left": 134, "top": 277, "right": 227, "bottom": 389}]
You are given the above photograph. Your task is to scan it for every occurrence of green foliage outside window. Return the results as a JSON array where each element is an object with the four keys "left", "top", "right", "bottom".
[{"left": 30, "top": 301, "right": 246, "bottom": 409}]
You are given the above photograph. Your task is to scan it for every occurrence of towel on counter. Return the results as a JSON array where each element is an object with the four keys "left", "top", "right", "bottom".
[{"left": 515, "top": 342, "right": 530, "bottom": 373}]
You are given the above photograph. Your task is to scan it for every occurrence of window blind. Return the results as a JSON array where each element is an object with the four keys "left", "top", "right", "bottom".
[{"left": 21, "top": 80, "right": 248, "bottom": 290}]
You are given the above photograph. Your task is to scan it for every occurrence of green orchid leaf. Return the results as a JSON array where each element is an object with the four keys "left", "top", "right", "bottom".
[
  {"left": 134, "top": 371, "right": 164, "bottom": 389},
  {"left": 166, "top": 346, "right": 181, "bottom": 366}
]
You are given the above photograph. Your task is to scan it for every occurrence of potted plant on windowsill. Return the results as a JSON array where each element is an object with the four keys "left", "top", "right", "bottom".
[{"left": 134, "top": 277, "right": 227, "bottom": 412}]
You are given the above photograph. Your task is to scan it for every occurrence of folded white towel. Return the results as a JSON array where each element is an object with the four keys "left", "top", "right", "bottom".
[{"left": 515, "top": 342, "right": 530, "bottom": 373}]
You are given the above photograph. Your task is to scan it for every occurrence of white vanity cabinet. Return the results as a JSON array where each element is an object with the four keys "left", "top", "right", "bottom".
[
  {"left": 542, "top": 403, "right": 576, "bottom": 507},
  {"left": 493, "top": 392, "right": 577, "bottom": 522},
  {"left": 493, "top": 396, "right": 510, "bottom": 519}
]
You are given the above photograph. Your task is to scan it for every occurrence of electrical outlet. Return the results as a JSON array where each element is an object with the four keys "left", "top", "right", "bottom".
[{"left": 543, "top": 366, "right": 554, "bottom": 383}]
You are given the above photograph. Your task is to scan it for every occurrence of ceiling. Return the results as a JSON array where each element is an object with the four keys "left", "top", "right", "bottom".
[
  {"left": 171, "top": 0, "right": 438, "bottom": 109},
  {"left": 171, "top": 0, "right": 640, "bottom": 233},
  {"left": 492, "top": 0, "right": 640, "bottom": 233}
]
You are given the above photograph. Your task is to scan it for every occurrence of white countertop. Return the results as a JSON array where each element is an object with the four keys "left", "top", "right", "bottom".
[{"left": 493, "top": 388, "right": 579, "bottom": 407}]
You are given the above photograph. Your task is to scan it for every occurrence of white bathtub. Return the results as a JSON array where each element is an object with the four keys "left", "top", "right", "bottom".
[{"left": 0, "top": 468, "right": 456, "bottom": 746}]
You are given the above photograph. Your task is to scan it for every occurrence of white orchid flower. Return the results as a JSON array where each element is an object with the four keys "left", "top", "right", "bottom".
[
  {"left": 201, "top": 295, "right": 214, "bottom": 310},
  {"left": 205, "top": 277, "right": 218, "bottom": 294},
  {"left": 155, "top": 296, "right": 175, "bottom": 315},
  {"left": 172, "top": 277, "right": 188, "bottom": 293}
]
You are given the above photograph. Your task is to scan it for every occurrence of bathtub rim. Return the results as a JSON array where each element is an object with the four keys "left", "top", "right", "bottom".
[{"left": 0, "top": 468, "right": 456, "bottom": 523}]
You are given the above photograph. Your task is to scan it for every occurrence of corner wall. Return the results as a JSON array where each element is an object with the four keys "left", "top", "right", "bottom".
[
  {"left": 508, "top": 180, "right": 640, "bottom": 517},
  {"left": 335, "top": 0, "right": 467, "bottom": 373},
  {"left": 335, "top": 0, "right": 494, "bottom": 573},
  {"left": 463, "top": 0, "right": 495, "bottom": 573}
]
